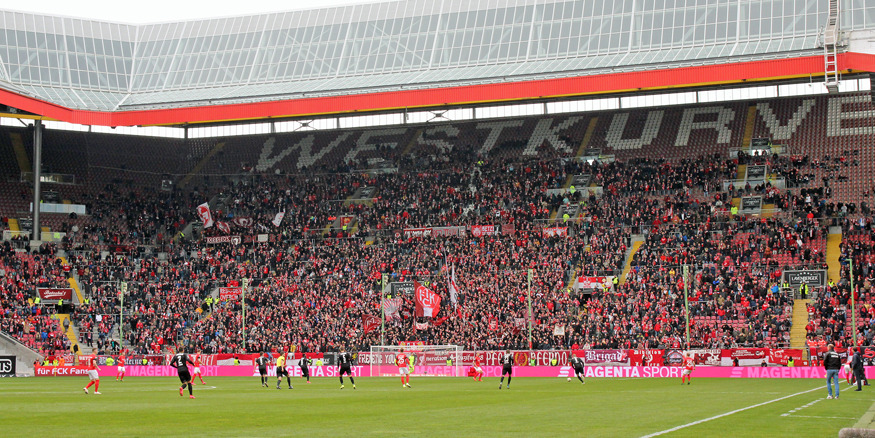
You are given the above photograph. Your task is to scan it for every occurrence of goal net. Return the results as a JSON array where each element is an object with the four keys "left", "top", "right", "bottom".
[{"left": 367, "top": 345, "right": 463, "bottom": 377}]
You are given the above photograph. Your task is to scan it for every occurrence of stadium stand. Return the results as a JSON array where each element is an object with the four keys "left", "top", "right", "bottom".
[{"left": 1, "top": 90, "right": 875, "bottom": 358}]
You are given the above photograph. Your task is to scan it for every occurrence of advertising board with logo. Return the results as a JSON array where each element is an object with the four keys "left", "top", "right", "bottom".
[
  {"left": 783, "top": 270, "right": 826, "bottom": 288},
  {"left": 0, "top": 355, "right": 15, "bottom": 377},
  {"left": 37, "top": 288, "right": 73, "bottom": 304}
]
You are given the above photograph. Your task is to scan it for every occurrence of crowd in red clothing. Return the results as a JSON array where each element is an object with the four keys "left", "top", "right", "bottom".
[{"left": 0, "top": 134, "right": 870, "bottom": 359}]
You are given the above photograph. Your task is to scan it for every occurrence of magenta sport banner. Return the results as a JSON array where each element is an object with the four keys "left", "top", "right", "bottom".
[{"left": 33, "top": 365, "right": 875, "bottom": 379}]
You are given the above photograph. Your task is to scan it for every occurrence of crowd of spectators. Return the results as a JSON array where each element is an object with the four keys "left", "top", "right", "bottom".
[
  {"left": 1, "top": 117, "right": 872, "bottom": 358},
  {"left": 806, "top": 221, "right": 875, "bottom": 349},
  {"left": 0, "top": 240, "right": 71, "bottom": 356}
]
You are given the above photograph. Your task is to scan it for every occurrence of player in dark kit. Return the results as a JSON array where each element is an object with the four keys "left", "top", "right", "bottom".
[
  {"left": 169, "top": 350, "right": 196, "bottom": 399},
  {"left": 255, "top": 352, "right": 270, "bottom": 387},
  {"left": 570, "top": 355, "right": 585, "bottom": 384},
  {"left": 499, "top": 349, "right": 513, "bottom": 389},
  {"left": 337, "top": 346, "right": 356, "bottom": 389},
  {"left": 299, "top": 355, "right": 311, "bottom": 383}
]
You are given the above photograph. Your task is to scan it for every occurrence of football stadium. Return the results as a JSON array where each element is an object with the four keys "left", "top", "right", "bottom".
[{"left": 1, "top": 0, "right": 875, "bottom": 436}]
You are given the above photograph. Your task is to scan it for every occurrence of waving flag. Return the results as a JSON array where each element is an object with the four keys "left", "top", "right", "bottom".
[
  {"left": 361, "top": 314, "right": 380, "bottom": 333},
  {"left": 272, "top": 211, "right": 285, "bottom": 227},
  {"left": 216, "top": 221, "right": 231, "bottom": 234},
  {"left": 196, "top": 202, "right": 214, "bottom": 228},
  {"left": 382, "top": 297, "right": 402, "bottom": 322},
  {"left": 233, "top": 217, "right": 254, "bottom": 228},
  {"left": 449, "top": 265, "right": 459, "bottom": 307},
  {"left": 414, "top": 281, "right": 441, "bottom": 318}
]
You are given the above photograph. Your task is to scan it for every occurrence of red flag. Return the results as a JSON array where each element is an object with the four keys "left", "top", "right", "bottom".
[
  {"left": 361, "top": 314, "right": 380, "bottom": 334},
  {"left": 414, "top": 281, "right": 441, "bottom": 318},
  {"left": 216, "top": 221, "right": 231, "bottom": 234},
  {"left": 233, "top": 217, "right": 254, "bottom": 228}
]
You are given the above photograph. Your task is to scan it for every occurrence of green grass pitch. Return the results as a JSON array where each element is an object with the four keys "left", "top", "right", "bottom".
[{"left": 3, "top": 376, "right": 874, "bottom": 437}]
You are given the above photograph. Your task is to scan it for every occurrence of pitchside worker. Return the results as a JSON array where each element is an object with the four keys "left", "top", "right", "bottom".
[
  {"left": 824, "top": 344, "right": 842, "bottom": 399},
  {"left": 570, "top": 355, "right": 585, "bottom": 384},
  {"left": 255, "top": 352, "right": 270, "bottom": 387},
  {"left": 169, "top": 349, "right": 196, "bottom": 399},
  {"left": 338, "top": 346, "right": 356, "bottom": 389},
  {"left": 299, "top": 355, "right": 312, "bottom": 383},
  {"left": 499, "top": 349, "right": 513, "bottom": 390},
  {"left": 276, "top": 352, "right": 292, "bottom": 389}
]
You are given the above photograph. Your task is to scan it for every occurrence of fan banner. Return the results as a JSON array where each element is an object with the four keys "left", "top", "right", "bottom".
[
  {"left": 218, "top": 287, "right": 241, "bottom": 300},
  {"left": 690, "top": 349, "right": 722, "bottom": 366},
  {"left": 205, "top": 235, "right": 242, "bottom": 245},
  {"left": 720, "top": 348, "right": 770, "bottom": 366},
  {"left": 542, "top": 227, "right": 568, "bottom": 237},
  {"left": 766, "top": 349, "right": 805, "bottom": 366},
  {"left": 216, "top": 221, "right": 231, "bottom": 234},
  {"left": 233, "top": 217, "right": 254, "bottom": 228},
  {"left": 196, "top": 202, "right": 214, "bottom": 228},
  {"left": 627, "top": 349, "right": 666, "bottom": 366},
  {"left": 414, "top": 281, "right": 441, "bottom": 317},
  {"left": 576, "top": 276, "right": 610, "bottom": 290},
  {"left": 470, "top": 225, "right": 497, "bottom": 237}
]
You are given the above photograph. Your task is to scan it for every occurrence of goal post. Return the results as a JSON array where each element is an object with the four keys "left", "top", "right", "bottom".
[{"left": 367, "top": 345, "right": 463, "bottom": 377}]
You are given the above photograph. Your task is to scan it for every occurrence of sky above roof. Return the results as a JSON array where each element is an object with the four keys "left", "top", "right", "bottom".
[{"left": 11, "top": 0, "right": 378, "bottom": 24}]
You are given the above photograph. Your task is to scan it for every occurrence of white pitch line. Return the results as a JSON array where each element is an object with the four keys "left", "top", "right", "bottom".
[
  {"left": 640, "top": 386, "right": 822, "bottom": 438},
  {"left": 780, "top": 398, "right": 822, "bottom": 416},
  {"left": 784, "top": 415, "right": 858, "bottom": 420}
]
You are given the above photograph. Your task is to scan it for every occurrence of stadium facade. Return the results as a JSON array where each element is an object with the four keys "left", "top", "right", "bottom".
[{"left": 0, "top": 0, "right": 871, "bottom": 128}]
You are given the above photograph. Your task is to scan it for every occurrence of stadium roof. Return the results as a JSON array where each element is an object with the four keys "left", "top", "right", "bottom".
[{"left": 0, "top": 0, "right": 873, "bottom": 126}]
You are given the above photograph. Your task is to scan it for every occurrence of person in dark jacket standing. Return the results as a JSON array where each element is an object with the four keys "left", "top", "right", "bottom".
[
  {"left": 853, "top": 347, "right": 866, "bottom": 391},
  {"left": 824, "top": 344, "right": 842, "bottom": 399}
]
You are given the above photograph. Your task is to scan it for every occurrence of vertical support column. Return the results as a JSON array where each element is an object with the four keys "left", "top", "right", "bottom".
[
  {"left": 381, "top": 274, "right": 388, "bottom": 346},
  {"left": 242, "top": 277, "right": 249, "bottom": 352},
  {"left": 850, "top": 259, "right": 857, "bottom": 347},
  {"left": 120, "top": 282, "right": 128, "bottom": 349},
  {"left": 527, "top": 269, "right": 533, "bottom": 350},
  {"left": 32, "top": 120, "right": 43, "bottom": 242},
  {"left": 683, "top": 265, "right": 690, "bottom": 350}
]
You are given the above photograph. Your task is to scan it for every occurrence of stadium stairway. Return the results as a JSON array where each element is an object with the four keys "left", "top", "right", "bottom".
[
  {"left": 575, "top": 117, "right": 599, "bottom": 156},
  {"left": 10, "top": 132, "right": 31, "bottom": 173},
  {"left": 789, "top": 299, "right": 810, "bottom": 349},
  {"left": 7, "top": 218, "right": 19, "bottom": 232},
  {"left": 179, "top": 141, "right": 225, "bottom": 188},
  {"left": 826, "top": 228, "right": 843, "bottom": 283},
  {"left": 53, "top": 313, "right": 81, "bottom": 357},
  {"left": 741, "top": 105, "right": 757, "bottom": 149},
  {"left": 58, "top": 257, "right": 85, "bottom": 304},
  {"left": 619, "top": 235, "right": 645, "bottom": 285},
  {"left": 402, "top": 128, "right": 423, "bottom": 156}
]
